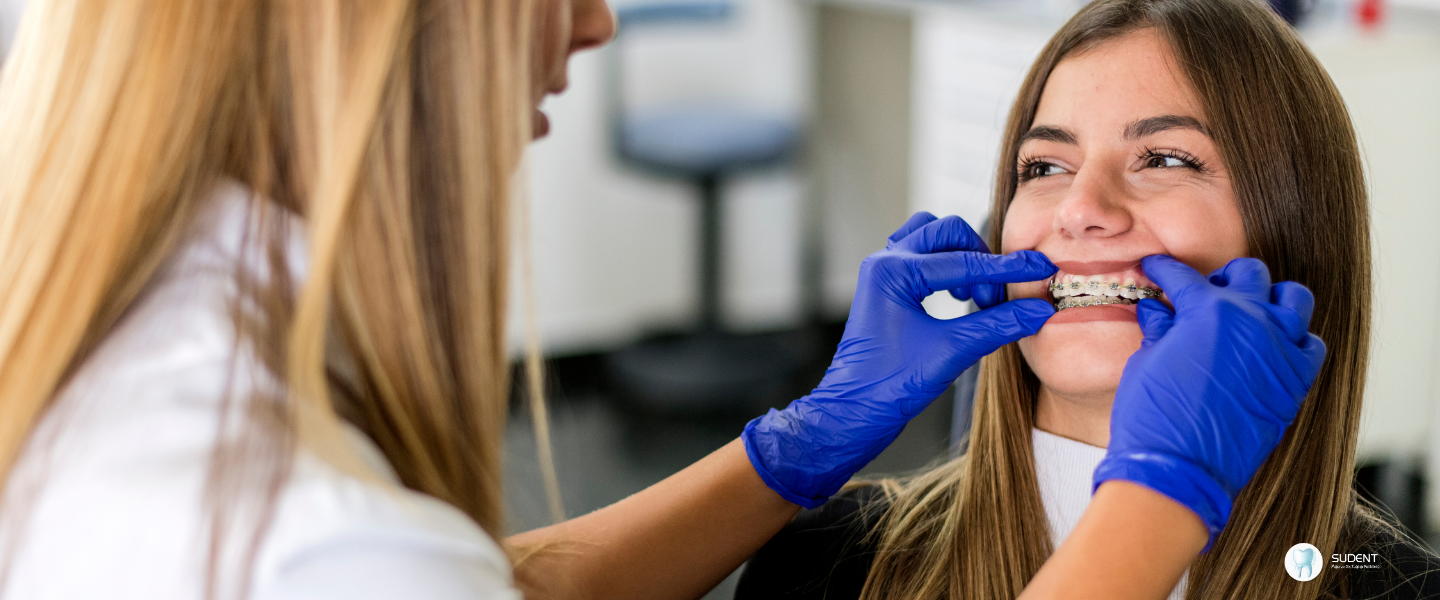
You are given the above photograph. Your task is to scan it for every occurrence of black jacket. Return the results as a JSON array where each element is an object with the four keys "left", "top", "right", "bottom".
[{"left": 735, "top": 486, "right": 1440, "bottom": 599}]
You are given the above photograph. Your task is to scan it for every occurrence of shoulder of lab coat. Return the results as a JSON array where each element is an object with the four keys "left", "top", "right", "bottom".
[{"left": 0, "top": 178, "right": 521, "bottom": 600}]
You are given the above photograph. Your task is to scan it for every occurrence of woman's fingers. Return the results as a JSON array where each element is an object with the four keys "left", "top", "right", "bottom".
[
  {"left": 891, "top": 214, "right": 991, "bottom": 254},
  {"left": 879, "top": 214, "right": 1055, "bottom": 309},
  {"left": 910, "top": 250, "right": 1055, "bottom": 297},
  {"left": 1140, "top": 255, "right": 1209, "bottom": 308},
  {"left": 1207, "top": 257, "right": 1272, "bottom": 299},
  {"left": 1272, "top": 331, "right": 1327, "bottom": 418},
  {"left": 1262, "top": 281, "right": 1316, "bottom": 346},
  {"left": 1270, "top": 281, "right": 1315, "bottom": 328},
  {"left": 1135, "top": 298, "right": 1175, "bottom": 347},
  {"left": 1144, "top": 255, "right": 1323, "bottom": 393},
  {"left": 882, "top": 214, "right": 1042, "bottom": 308},
  {"left": 943, "top": 298, "right": 1054, "bottom": 367},
  {"left": 1142, "top": 256, "right": 1320, "bottom": 382},
  {"left": 1145, "top": 255, "right": 1280, "bottom": 310},
  {"left": 1297, "top": 333, "right": 1328, "bottom": 383},
  {"left": 887, "top": 212, "right": 937, "bottom": 246},
  {"left": 969, "top": 283, "right": 1005, "bottom": 310}
]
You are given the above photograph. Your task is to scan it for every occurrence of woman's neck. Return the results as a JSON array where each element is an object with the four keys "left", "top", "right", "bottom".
[{"left": 1034, "top": 385, "right": 1114, "bottom": 448}]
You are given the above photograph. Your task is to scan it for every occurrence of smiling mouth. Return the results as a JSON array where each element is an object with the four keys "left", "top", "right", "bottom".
[{"left": 1047, "top": 273, "right": 1163, "bottom": 311}]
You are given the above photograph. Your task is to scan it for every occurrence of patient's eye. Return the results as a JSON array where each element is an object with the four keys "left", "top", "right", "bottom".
[
  {"left": 1018, "top": 158, "right": 1068, "bottom": 181},
  {"left": 1139, "top": 147, "right": 1208, "bottom": 173}
]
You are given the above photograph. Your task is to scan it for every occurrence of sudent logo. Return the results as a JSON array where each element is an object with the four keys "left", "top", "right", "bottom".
[
  {"left": 1330, "top": 551, "right": 1380, "bottom": 570},
  {"left": 1285, "top": 543, "right": 1323, "bottom": 581}
]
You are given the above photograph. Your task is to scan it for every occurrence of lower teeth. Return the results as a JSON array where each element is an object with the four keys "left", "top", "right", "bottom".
[{"left": 1055, "top": 296, "right": 1134, "bottom": 310}]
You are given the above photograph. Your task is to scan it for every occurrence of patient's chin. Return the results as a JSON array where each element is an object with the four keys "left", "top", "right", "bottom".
[{"left": 1019, "top": 330, "right": 1138, "bottom": 402}]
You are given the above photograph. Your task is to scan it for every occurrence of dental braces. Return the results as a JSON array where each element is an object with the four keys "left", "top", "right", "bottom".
[
  {"left": 1047, "top": 279, "right": 1163, "bottom": 299},
  {"left": 1048, "top": 279, "right": 1162, "bottom": 310},
  {"left": 1056, "top": 296, "right": 1137, "bottom": 309}
]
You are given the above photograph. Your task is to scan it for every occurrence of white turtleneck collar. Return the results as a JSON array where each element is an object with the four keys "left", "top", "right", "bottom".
[{"left": 1031, "top": 427, "right": 1189, "bottom": 600}]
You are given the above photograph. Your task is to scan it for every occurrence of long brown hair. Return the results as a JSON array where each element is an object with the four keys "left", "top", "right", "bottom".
[
  {"left": 0, "top": 1, "right": 550, "bottom": 597},
  {"left": 858, "top": 1, "right": 1394, "bottom": 598}
]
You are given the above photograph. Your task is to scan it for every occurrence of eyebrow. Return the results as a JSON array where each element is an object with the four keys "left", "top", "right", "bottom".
[
  {"left": 1017, "top": 114, "right": 1210, "bottom": 147},
  {"left": 1018, "top": 125, "right": 1077, "bottom": 146},
  {"left": 1124, "top": 115, "right": 1209, "bottom": 140}
]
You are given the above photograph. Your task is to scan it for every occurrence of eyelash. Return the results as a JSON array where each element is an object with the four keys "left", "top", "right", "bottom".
[
  {"left": 1138, "top": 146, "right": 1209, "bottom": 174},
  {"left": 1015, "top": 147, "right": 1209, "bottom": 182},
  {"left": 1015, "top": 156, "right": 1053, "bottom": 182}
]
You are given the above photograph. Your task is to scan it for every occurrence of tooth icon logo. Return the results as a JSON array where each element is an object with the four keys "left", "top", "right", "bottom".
[{"left": 1285, "top": 543, "right": 1323, "bottom": 581}]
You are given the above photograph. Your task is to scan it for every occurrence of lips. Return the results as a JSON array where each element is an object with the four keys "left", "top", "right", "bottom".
[{"left": 1052, "top": 260, "right": 1143, "bottom": 276}]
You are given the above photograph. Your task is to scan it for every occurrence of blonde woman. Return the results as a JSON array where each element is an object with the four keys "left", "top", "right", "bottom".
[
  {"left": 0, "top": 1, "right": 1324, "bottom": 599},
  {"left": 738, "top": 0, "right": 1440, "bottom": 599}
]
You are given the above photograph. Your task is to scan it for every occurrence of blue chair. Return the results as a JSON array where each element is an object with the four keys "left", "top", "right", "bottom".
[{"left": 604, "top": 1, "right": 806, "bottom": 411}]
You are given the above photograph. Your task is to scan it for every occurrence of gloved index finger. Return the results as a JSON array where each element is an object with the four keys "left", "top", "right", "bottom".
[
  {"left": 887, "top": 212, "right": 937, "bottom": 247},
  {"left": 1139, "top": 254, "right": 1210, "bottom": 308},
  {"left": 892, "top": 214, "right": 990, "bottom": 255},
  {"left": 915, "top": 250, "right": 1056, "bottom": 296}
]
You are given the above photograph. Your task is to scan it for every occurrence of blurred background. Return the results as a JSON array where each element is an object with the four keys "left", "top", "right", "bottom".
[
  {"left": 3, "top": 0, "right": 1437, "bottom": 597},
  {"left": 503, "top": 0, "right": 1440, "bottom": 596},
  {"left": 499, "top": 1, "right": 1440, "bottom": 596}
]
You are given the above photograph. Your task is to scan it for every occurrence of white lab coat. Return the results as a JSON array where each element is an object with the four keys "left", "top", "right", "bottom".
[{"left": 0, "top": 179, "right": 522, "bottom": 599}]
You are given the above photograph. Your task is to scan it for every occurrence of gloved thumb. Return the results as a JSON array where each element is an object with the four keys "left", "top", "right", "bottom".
[
  {"left": 946, "top": 298, "right": 1053, "bottom": 364},
  {"left": 1135, "top": 298, "right": 1175, "bottom": 347}
]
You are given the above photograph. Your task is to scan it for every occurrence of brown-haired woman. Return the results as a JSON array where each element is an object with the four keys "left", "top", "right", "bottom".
[
  {"left": 738, "top": 0, "right": 1440, "bottom": 598},
  {"left": 0, "top": 0, "right": 1334, "bottom": 599}
]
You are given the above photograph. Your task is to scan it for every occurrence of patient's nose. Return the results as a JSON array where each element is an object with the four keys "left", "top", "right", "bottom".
[{"left": 1052, "top": 168, "right": 1132, "bottom": 240}]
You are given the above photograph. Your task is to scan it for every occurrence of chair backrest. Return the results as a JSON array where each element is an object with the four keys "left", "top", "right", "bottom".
[
  {"left": 615, "top": 1, "right": 734, "bottom": 31},
  {"left": 606, "top": 1, "right": 740, "bottom": 172}
]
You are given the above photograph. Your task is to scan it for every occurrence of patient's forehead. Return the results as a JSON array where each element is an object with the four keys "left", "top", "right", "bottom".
[{"left": 1034, "top": 29, "right": 1206, "bottom": 138}]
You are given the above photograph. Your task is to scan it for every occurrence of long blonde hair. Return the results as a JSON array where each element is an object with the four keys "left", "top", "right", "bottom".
[
  {"left": 858, "top": 1, "right": 1397, "bottom": 598},
  {"left": 0, "top": 0, "right": 545, "bottom": 596}
]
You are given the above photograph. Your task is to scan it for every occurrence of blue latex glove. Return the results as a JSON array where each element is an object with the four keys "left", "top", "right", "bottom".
[
  {"left": 743, "top": 212, "right": 1057, "bottom": 508},
  {"left": 1092, "top": 255, "right": 1327, "bottom": 553}
]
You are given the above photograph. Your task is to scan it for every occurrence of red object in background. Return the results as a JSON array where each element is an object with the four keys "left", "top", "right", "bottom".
[{"left": 1357, "top": 0, "right": 1385, "bottom": 29}]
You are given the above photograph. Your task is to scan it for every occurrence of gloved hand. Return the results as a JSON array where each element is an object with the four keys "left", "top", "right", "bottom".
[
  {"left": 1092, "top": 255, "right": 1327, "bottom": 553},
  {"left": 743, "top": 212, "right": 1057, "bottom": 508}
]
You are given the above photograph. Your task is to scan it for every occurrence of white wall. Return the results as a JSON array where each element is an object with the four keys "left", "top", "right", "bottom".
[
  {"left": 1307, "top": 25, "right": 1440, "bottom": 462},
  {"left": 1300, "top": 7, "right": 1440, "bottom": 531},
  {"left": 511, "top": 0, "right": 815, "bottom": 356},
  {"left": 0, "top": 0, "right": 25, "bottom": 55}
]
